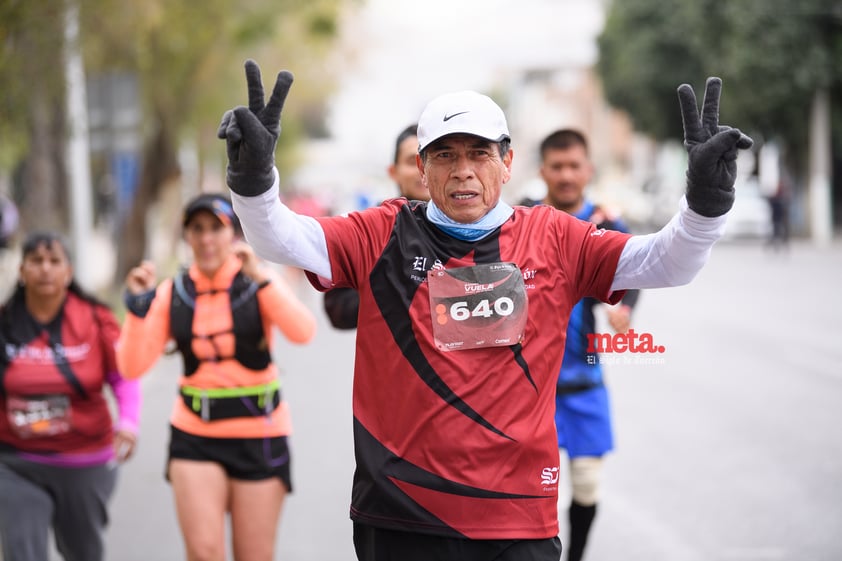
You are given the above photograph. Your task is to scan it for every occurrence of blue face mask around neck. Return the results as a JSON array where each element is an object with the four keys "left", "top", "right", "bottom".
[{"left": 425, "top": 200, "right": 514, "bottom": 241}]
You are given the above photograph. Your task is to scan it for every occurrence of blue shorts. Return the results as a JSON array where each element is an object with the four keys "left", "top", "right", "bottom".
[{"left": 554, "top": 384, "right": 613, "bottom": 458}]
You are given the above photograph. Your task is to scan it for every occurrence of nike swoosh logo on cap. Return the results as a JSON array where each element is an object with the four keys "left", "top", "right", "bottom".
[{"left": 443, "top": 111, "right": 469, "bottom": 121}]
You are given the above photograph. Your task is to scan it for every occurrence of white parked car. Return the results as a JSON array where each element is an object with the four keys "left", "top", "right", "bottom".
[{"left": 720, "top": 177, "right": 772, "bottom": 240}]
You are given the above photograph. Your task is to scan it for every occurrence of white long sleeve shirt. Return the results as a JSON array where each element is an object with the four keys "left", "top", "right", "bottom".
[{"left": 231, "top": 168, "right": 726, "bottom": 292}]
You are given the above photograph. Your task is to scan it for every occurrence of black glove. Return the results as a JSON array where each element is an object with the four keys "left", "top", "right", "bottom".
[
  {"left": 123, "top": 289, "right": 156, "bottom": 318},
  {"left": 217, "top": 60, "right": 294, "bottom": 197},
  {"left": 678, "top": 77, "right": 753, "bottom": 217}
]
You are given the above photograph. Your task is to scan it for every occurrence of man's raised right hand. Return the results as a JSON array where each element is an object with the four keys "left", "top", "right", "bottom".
[{"left": 217, "top": 59, "right": 294, "bottom": 197}]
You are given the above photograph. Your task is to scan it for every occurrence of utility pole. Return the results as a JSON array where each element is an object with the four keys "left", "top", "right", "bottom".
[
  {"left": 808, "top": 87, "right": 833, "bottom": 245},
  {"left": 64, "top": 1, "right": 94, "bottom": 286}
]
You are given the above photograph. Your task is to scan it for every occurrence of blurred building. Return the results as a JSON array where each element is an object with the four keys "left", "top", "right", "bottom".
[{"left": 505, "top": 66, "right": 668, "bottom": 230}]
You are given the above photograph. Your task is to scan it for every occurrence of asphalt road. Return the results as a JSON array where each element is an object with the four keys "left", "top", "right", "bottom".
[
  {"left": 582, "top": 239, "right": 842, "bottom": 561},
  {"left": 37, "top": 238, "right": 842, "bottom": 560}
]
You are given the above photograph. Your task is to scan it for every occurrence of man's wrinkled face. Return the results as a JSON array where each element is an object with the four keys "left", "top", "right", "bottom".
[{"left": 419, "top": 134, "right": 513, "bottom": 224}]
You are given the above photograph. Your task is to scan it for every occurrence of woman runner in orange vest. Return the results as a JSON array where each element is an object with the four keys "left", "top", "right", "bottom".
[{"left": 117, "top": 193, "right": 316, "bottom": 561}]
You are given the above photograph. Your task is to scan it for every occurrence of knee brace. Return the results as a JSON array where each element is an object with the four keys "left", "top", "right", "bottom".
[{"left": 570, "top": 456, "right": 603, "bottom": 506}]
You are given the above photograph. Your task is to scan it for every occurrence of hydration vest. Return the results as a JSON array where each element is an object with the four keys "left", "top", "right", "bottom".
[{"left": 169, "top": 270, "right": 271, "bottom": 376}]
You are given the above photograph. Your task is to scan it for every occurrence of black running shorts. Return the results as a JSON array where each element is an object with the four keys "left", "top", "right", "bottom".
[
  {"left": 167, "top": 426, "right": 292, "bottom": 492},
  {"left": 353, "top": 522, "right": 562, "bottom": 561}
]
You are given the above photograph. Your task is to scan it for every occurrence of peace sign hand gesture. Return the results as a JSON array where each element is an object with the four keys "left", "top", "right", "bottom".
[
  {"left": 217, "top": 59, "right": 294, "bottom": 196},
  {"left": 678, "top": 77, "right": 753, "bottom": 217}
]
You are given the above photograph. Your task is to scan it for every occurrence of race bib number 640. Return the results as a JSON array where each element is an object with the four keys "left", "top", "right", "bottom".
[{"left": 427, "top": 262, "right": 528, "bottom": 351}]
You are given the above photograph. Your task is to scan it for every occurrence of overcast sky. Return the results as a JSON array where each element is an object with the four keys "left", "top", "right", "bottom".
[
  {"left": 291, "top": 0, "right": 606, "bottom": 206},
  {"left": 326, "top": 0, "right": 605, "bottom": 165}
]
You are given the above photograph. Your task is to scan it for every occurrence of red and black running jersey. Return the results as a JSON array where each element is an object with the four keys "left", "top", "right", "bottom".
[
  {"left": 0, "top": 292, "right": 120, "bottom": 454},
  {"left": 308, "top": 199, "right": 631, "bottom": 539}
]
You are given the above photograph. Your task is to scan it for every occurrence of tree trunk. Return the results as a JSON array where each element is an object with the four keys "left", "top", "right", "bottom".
[
  {"left": 19, "top": 88, "right": 68, "bottom": 234},
  {"left": 115, "top": 114, "right": 180, "bottom": 285}
]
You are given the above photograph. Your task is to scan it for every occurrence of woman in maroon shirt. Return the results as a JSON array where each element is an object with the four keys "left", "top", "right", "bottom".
[{"left": 0, "top": 231, "right": 140, "bottom": 561}]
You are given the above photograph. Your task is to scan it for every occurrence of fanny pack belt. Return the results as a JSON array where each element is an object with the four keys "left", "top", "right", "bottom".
[{"left": 180, "top": 380, "right": 281, "bottom": 422}]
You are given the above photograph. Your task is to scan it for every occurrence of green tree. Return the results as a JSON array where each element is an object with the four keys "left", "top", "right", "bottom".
[
  {"left": 0, "top": 0, "right": 346, "bottom": 288},
  {"left": 597, "top": 0, "right": 708, "bottom": 141},
  {"left": 0, "top": 2, "right": 71, "bottom": 233},
  {"left": 80, "top": 0, "right": 345, "bottom": 283},
  {"left": 597, "top": 0, "right": 842, "bottom": 222}
]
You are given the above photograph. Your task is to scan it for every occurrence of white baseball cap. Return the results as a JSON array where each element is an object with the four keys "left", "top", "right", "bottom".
[{"left": 416, "top": 90, "right": 510, "bottom": 152}]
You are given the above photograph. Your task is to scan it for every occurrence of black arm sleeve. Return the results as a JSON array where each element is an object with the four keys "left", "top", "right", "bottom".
[
  {"left": 620, "top": 288, "right": 640, "bottom": 309},
  {"left": 323, "top": 287, "right": 360, "bottom": 330}
]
